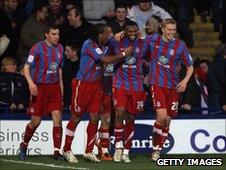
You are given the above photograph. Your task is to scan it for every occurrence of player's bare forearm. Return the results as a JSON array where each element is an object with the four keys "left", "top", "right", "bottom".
[
  {"left": 23, "top": 64, "right": 33, "bottom": 84},
  {"left": 101, "top": 46, "right": 134, "bottom": 64},
  {"left": 184, "top": 65, "right": 194, "bottom": 84},
  {"left": 177, "top": 65, "right": 193, "bottom": 93},
  {"left": 59, "top": 69, "right": 64, "bottom": 96},
  {"left": 23, "top": 64, "right": 38, "bottom": 96}
]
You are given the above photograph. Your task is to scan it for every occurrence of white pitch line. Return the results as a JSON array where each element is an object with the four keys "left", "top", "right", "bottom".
[{"left": 0, "top": 159, "right": 88, "bottom": 170}]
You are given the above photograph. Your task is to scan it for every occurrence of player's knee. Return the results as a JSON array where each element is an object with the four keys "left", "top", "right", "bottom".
[{"left": 30, "top": 119, "right": 41, "bottom": 128}]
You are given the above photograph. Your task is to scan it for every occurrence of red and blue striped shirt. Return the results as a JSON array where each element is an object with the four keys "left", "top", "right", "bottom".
[
  {"left": 110, "top": 37, "right": 148, "bottom": 92},
  {"left": 26, "top": 41, "right": 64, "bottom": 84},
  {"left": 145, "top": 33, "right": 193, "bottom": 89},
  {"left": 76, "top": 39, "right": 108, "bottom": 81}
]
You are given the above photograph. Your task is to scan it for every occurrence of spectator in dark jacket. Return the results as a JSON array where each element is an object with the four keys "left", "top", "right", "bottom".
[
  {"left": 107, "top": 3, "right": 133, "bottom": 34},
  {"left": 180, "top": 59, "right": 209, "bottom": 114},
  {"left": 209, "top": 43, "right": 226, "bottom": 111},
  {"left": 17, "top": 2, "right": 49, "bottom": 69},
  {"left": 208, "top": 43, "right": 226, "bottom": 111},
  {"left": 0, "top": 57, "right": 29, "bottom": 111},
  {"left": 60, "top": 6, "right": 93, "bottom": 47}
]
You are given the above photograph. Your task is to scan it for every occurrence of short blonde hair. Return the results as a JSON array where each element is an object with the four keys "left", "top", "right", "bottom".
[
  {"left": 1, "top": 56, "right": 17, "bottom": 72},
  {"left": 161, "top": 18, "right": 177, "bottom": 28}
]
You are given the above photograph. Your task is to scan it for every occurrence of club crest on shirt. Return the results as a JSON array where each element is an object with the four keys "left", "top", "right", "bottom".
[
  {"left": 27, "top": 55, "right": 34, "bottom": 63},
  {"left": 105, "top": 63, "right": 114, "bottom": 73},
  {"left": 125, "top": 56, "right": 136, "bottom": 65},
  {"left": 95, "top": 48, "right": 103, "bottom": 54},
  {"left": 50, "top": 61, "right": 58, "bottom": 71},
  {"left": 47, "top": 61, "right": 58, "bottom": 74}
]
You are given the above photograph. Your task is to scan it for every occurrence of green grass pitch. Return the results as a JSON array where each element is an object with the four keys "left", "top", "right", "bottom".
[{"left": 0, "top": 154, "right": 225, "bottom": 170}]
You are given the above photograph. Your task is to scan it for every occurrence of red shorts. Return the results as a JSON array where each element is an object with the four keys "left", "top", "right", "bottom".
[
  {"left": 27, "top": 83, "right": 62, "bottom": 116},
  {"left": 100, "top": 93, "right": 113, "bottom": 114},
  {"left": 113, "top": 88, "right": 146, "bottom": 115},
  {"left": 71, "top": 79, "right": 101, "bottom": 116},
  {"left": 150, "top": 85, "right": 179, "bottom": 117}
]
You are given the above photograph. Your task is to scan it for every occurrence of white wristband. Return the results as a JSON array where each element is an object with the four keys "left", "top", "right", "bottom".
[{"left": 122, "top": 51, "right": 126, "bottom": 57}]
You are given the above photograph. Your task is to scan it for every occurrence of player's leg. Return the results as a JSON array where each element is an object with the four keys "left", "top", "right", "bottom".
[
  {"left": 97, "top": 94, "right": 112, "bottom": 160},
  {"left": 83, "top": 83, "right": 102, "bottom": 162},
  {"left": 19, "top": 115, "right": 41, "bottom": 160},
  {"left": 63, "top": 79, "right": 84, "bottom": 163},
  {"left": 113, "top": 88, "right": 128, "bottom": 162},
  {"left": 122, "top": 90, "right": 146, "bottom": 162},
  {"left": 51, "top": 110, "right": 65, "bottom": 160},
  {"left": 150, "top": 86, "right": 168, "bottom": 161},
  {"left": 63, "top": 114, "right": 80, "bottom": 163},
  {"left": 159, "top": 89, "right": 179, "bottom": 151},
  {"left": 83, "top": 112, "right": 101, "bottom": 162},
  {"left": 121, "top": 113, "right": 135, "bottom": 163},
  {"left": 47, "top": 83, "right": 64, "bottom": 160}
]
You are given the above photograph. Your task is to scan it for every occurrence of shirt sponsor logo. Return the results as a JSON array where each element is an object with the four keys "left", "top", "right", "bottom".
[
  {"left": 27, "top": 55, "right": 34, "bottom": 63},
  {"left": 123, "top": 56, "right": 137, "bottom": 69},
  {"left": 95, "top": 48, "right": 103, "bottom": 55}
]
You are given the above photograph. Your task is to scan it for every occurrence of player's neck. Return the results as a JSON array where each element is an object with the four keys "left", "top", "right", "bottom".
[
  {"left": 45, "top": 40, "right": 55, "bottom": 47},
  {"left": 162, "top": 35, "right": 170, "bottom": 43}
]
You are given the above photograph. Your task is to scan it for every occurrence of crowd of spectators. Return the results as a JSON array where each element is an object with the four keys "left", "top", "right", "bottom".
[{"left": 0, "top": 0, "right": 226, "bottom": 114}]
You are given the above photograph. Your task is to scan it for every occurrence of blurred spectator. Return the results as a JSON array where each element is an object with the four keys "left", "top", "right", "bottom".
[
  {"left": 62, "top": 41, "right": 80, "bottom": 107},
  {"left": 47, "top": 0, "right": 65, "bottom": 25},
  {"left": 208, "top": 43, "right": 226, "bottom": 110},
  {"left": 222, "top": 0, "right": 226, "bottom": 42},
  {"left": 175, "top": 0, "right": 194, "bottom": 48},
  {"left": 60, "top": 6, "right": 93, "bottom": 47},
  {"left": 208, "top": 43, "right": 226, "bottom": 112},
  {"left": 127, "top": 0, "right": 171, "bottom": 37},
  {"left": 0, "top": 57, "right": 29, "bottom": 111},
  {"left": 0, "top": 35, "right": 10, "bottom": 56},
  {"left": 62, "top": 0, "right": 83, "bottom": 19},
  {"left": 107, "top": 3, "right": 133, "bottom": 34},
  {"left": 17, "top": 1, "right": 48, "bottom": 69},
  {"left": 145, "top": 15, "right": 162, "bottom": 35},
  {"left": 195, "top": 0, "right": 210, "bottom": 22},
  {"left": 180, "top": 59, "right": 210, "bottom": 114},
  {"left": 83, "top": 0, "right": 115, "bottom": 24},
  {"left": 211, "top": 0, "right": 224, "bottom": 32},
  {"left": 0, "top": 0, "right": 27, "bottom": 59}
]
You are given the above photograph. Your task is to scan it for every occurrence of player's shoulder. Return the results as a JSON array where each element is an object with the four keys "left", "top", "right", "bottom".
[
  {"left": 174, "top": 37, "right": 186, "bottom": 47},
  {"left": 82, "top": 39, "right": 95, "bottom": 49},
  {"left": 57, "top": 43, "right": 64, "bottom": 50},
  {"left": 145, "top": 33, "right": 161, "bottom": 43}
]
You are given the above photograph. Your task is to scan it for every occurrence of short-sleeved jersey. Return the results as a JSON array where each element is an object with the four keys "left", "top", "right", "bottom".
[
  {"left": 145, "top": 33, "right": 193, "bottom": 89},
  {"left": 26, "top": 41, "right": 64, "bottom": 84},
  {"left": 110, "top": 37, "right": 148, "bottom": 91},
  {"left": 76, "top": 39, "right": 107, "bottom": 81},
  {"left": 100, "top": 45, "right": 114, "bottom": 95}
]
